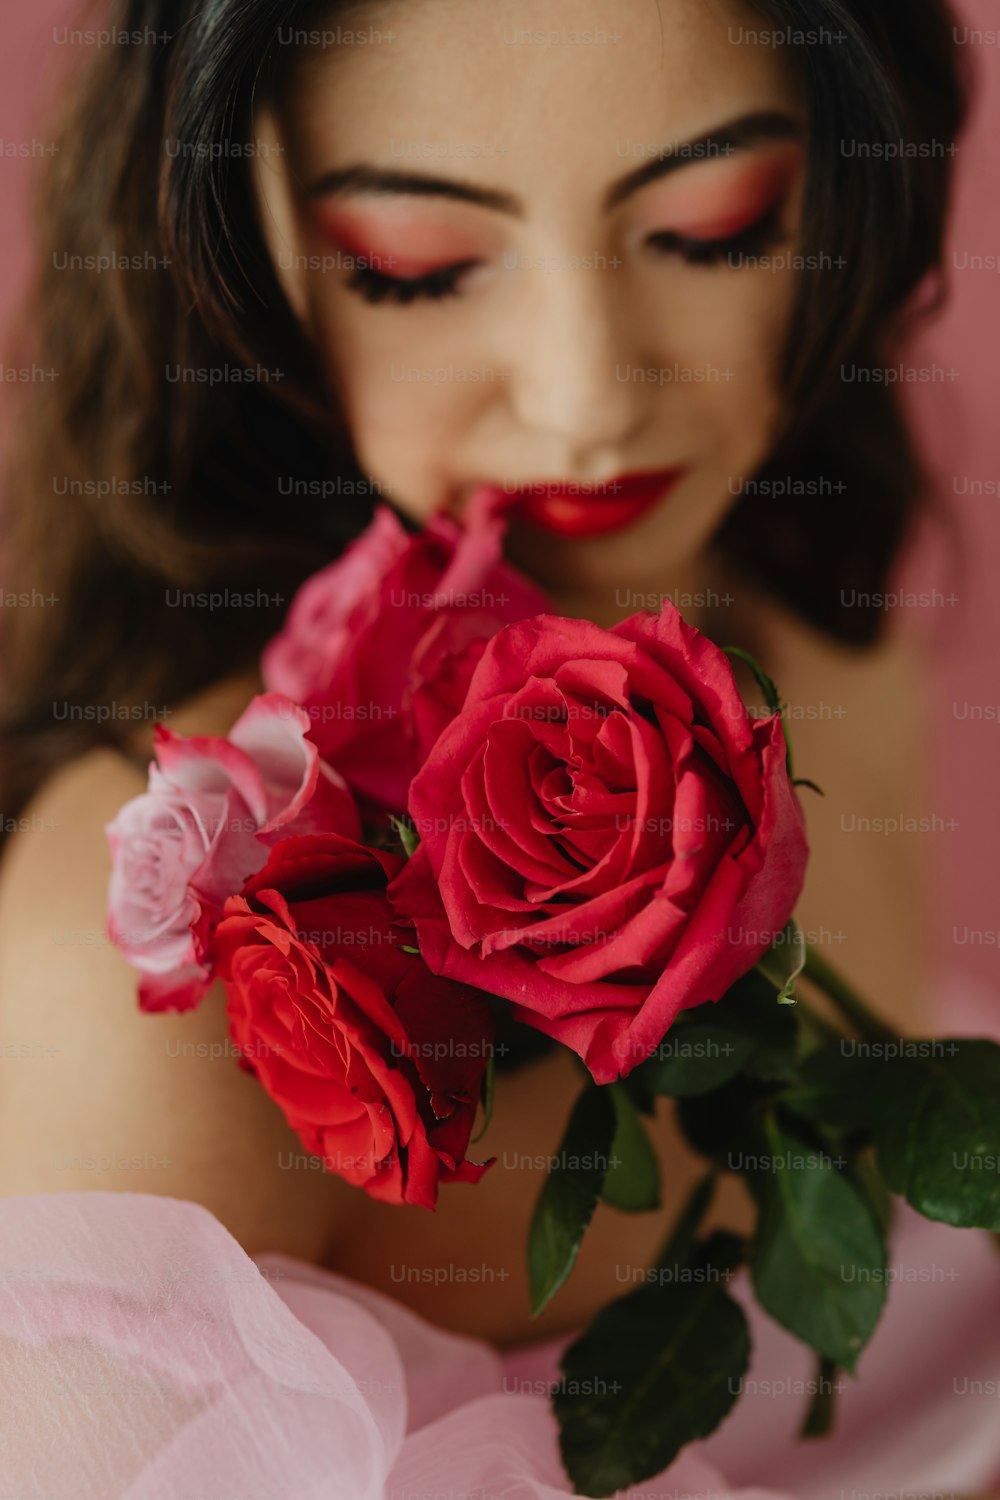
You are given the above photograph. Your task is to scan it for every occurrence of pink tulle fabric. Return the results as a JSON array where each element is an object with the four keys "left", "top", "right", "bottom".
[
  {"left": 0, "top": 971, "right": 997, "bottom": 1499},
  {"left": 0, "top": 1191, "right": 791, "bottom": 1500}
]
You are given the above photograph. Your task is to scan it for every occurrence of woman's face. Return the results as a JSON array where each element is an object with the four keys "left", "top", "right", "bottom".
[{"left": 255, "top": 0, "right": 807, "bottom": 611}]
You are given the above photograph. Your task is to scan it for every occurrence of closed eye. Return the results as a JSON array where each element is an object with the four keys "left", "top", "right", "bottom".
[
  {"left": 646, "top": 204, "right": 786, "bottom": 267},
  {"left": 345, "top": 258, "right": 480, "bottom": 306}
]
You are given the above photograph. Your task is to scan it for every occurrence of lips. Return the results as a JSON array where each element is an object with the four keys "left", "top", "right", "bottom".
[{"left": 473, "top": 469, "right": 685, "bottom": 539}]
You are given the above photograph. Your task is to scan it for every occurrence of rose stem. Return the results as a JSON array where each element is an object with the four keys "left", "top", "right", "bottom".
[{"left": 801, "top": 945, "right": 899, "bottom": 1044}]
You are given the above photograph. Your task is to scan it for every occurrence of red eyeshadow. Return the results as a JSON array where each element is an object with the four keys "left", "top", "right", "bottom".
[
  {"left": 634, "top": 142, "right": 803, "bottom": 242},
  {"left": 313, "top": 204, "right": 484, "bottom": 279}
]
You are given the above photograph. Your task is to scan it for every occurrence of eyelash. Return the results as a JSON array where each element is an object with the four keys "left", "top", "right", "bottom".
[
  {"left": 345, "top": 258, "right": 480, "bottom": 306},
  {"left": 646, "top": 203, "right": 785, "bottom": 268},
  {"left": 343, "top": 206, "right": 786, "bottom": 306}
]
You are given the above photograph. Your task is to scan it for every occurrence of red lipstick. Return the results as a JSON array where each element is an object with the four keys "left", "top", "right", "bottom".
[{"left": 479, "top": 468, "right": 685, "bottom": 539}]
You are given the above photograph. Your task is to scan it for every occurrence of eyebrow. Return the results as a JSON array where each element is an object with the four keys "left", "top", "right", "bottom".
[{"left": 305, "top": 110, "right": 802, "bottom": 216}]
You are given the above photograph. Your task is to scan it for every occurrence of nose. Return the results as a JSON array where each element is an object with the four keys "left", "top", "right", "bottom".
[{"left": 502, "top": 254, "right": 647, "bottom": 464}]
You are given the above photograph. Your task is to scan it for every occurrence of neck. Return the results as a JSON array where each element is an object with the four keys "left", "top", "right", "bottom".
[{"left": 543, "top": 548, "right": 764, "bottom": 649}]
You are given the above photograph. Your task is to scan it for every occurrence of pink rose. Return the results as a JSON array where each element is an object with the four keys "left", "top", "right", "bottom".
[
  {"left": 106, "top": 693, "right": 360, "bottom": 1011},
  {"left": 389, "top": 607, "right": 809, "bottom": 1084},
  {"left": 214, "top": 833, "right": 495, "bottom": 1208},
  {"left": 261, "top": 490, "right": 548, "bottom": 818}
]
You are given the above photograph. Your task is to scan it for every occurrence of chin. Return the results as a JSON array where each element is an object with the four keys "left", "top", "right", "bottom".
[{"left": 507, "top": 505, "right": 718, "bottom": 598}]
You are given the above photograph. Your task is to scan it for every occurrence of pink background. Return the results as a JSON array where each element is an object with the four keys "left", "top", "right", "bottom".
[{"left": 1, "top": 2, "right": 998, "bottom": 992}]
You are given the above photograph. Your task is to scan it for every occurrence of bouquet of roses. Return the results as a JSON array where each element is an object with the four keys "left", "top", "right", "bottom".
[{"left": 107, "top": 488, "right": 1000, "bottom": 1498}]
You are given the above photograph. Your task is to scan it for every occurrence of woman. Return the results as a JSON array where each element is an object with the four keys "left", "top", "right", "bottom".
[{"left": 0, "top": 0, "right": 997, "bottom": 1495}]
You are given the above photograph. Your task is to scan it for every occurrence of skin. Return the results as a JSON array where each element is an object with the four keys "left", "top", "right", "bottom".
[{"left": 0, "top": 0, "right": 930, "bottom": 1352}]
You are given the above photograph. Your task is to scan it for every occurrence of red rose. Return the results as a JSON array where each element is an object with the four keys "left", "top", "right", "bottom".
[
  {"left": 213, "top": 834, "right": 495, "bottom": 1208},
  {"left": 260, "top": 492, "right": 548, "bottom": 819},
  {"left": 389, "top": 607, "right": 809, "bottom": 1085}
]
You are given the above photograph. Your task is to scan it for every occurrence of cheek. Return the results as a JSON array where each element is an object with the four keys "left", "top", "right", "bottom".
[
  {"left": 649, "top": 256, "right": 796, "bottom": 355},
  {"left": 302, "top": 268, "right": 482, "bottom": 401},
  {"left": 643, "top": 282, "right": 792, "bottom": 469},
  {"left": 648, "top": 263, "right": 795, "bottom": 430},
  {"left": 300, "top": 291, "right": 486, "bottom": 510}
]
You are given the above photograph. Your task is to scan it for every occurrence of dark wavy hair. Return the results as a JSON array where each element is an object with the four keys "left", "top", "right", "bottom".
[{"left": 0, "top": 0, "right": 971, "bottom": 831}]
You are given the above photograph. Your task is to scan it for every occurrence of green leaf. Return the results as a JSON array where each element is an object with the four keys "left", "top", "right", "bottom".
[
  {"left": 653, "top": 1169, "right": 717, "bottom": 1272},
  {"left": 389, "top": 814, "right": 420, "bottom": 859},
  {"left": 748, "top": 1112, "right": 887, "bottom": 1371},
  {"left": 629, "top": 972, "right": 798, "bottom": 1102},
  {"left": 527, "top": 1084, "right": 617, "bottom": 1317},
  {"left": 845, "top": 1151, "right": 896, "bottom": 1244},
  {"left": 470, "top": 1054, "right": 495, "bottom": 1144},
  {"left": 870, "top": 1040, "right": 1000, "bottom": 1231},
  {"left": 676, "top": 1075, "right": 773, "bottom": 1166},
  {"left": 398, "top": 944, "right": 421, "bottom": 955},
  {"left": 601, "top": 1083, "right": 661, "bottom": 1213},
  {"left": 756, "top": 918, "right": 806, "bottom": 1006},
  {"left": 555, "top": 1277, "right": 750, "bottom": 1497},
  {"left": 778, "top": 1042, "right": 882, "bottom": 1133},
  {"left": 769, "top": 1046, "right": 898, "bottom": 1243},
  {"left": 631, "top": 1015, "right": 756, "bottom": 1098}
]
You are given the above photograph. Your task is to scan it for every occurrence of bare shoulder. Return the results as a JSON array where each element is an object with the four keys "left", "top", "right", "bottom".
[{"left": 0, "top": 687, "right": 352, "bottom": 1260}]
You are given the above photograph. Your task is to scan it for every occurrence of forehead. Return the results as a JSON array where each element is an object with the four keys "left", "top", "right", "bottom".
[{"left": 276, "top": 0, "right": 804, "bottom": 203}]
